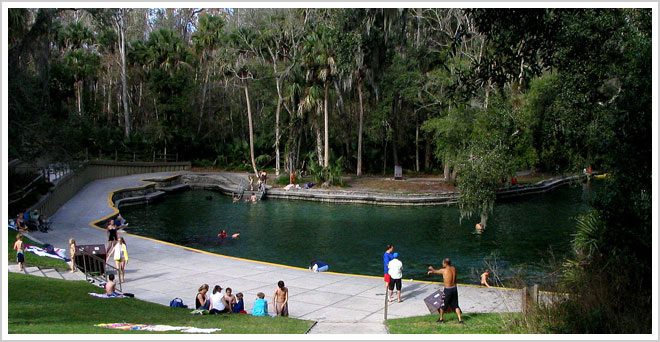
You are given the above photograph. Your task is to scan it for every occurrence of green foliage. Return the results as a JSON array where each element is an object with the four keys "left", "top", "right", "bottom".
[{"left": 306, "top": 156, "right": 344, "bottom": 186}]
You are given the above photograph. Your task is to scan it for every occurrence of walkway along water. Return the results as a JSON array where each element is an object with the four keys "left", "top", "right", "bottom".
[{"left": 20, "top": 171, "right": 565, "bottom": 333}]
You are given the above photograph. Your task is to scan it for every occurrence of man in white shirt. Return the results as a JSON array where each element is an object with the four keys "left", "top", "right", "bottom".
[{"left": 387, "top": 252, "right": 403, "bottom": 303}]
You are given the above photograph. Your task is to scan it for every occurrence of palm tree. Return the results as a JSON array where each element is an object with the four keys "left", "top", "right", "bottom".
[
  {"left": 191, "top": 14, "right": 225, "bottom": 134},
  {"left": 301, "top": 24, "right": 337, "bottom": 168}
]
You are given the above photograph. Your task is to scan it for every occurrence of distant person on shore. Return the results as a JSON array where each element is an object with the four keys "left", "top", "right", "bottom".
[
  {"left": 13, "top": 233, "right": 25, "bottom": 271},
  {"left": 249, "top": 176, "right": 255, "bottom": 191},
  {"left": 274, "top": 280, "right": 289, "bottom": 317},
  {"left": 480, "top": 269, "right": 492, "bottom": 288},
  {"left": 289, "top": 172, "right": 296, "bottom": 185},
  {"left": 209, "top": 285, "right": 229, "bottom": 314},
  {"left": 475, "top": 222, "right": 484, "bottom": 233},
  {"left": 258, "top": 170, "right": 267, "bottom": 187},
  {"left": 428, "top": 258, "right": 464, "bottom": 324},
  {"left": 383, "top": 244, "right": 395, "bottom": 291},
  {"left": 115, "top": 214, "right": 127, "bottom": 229},
  {"left": 107, "top": 219, "right": 117, "bottom": 251},
  {"left": 195, "top": 284, "right": 212, "bottom": 310},
  {"left": 68, "top": 238, "right": 77, "bottom": 273},
  {"left": 15, "top": 212, "right": 27, "bottom": 232},
  {"left": 233, "top": 292, "right": 247, "bottom": 314},
  {"left": 309, "top": 260, "right": 329, "bottom": 272},
  {"left": 251, "top": 292, "right": 269, "bottom": 316},
  {"left": 388, "top": 252, "right": 403, "bottom": 303},
  {"left": 223, "top": 287, "right": 237, "bottom": 312},
  {"left": 113, "top": 237, "right": 128, "bottom": 282}
]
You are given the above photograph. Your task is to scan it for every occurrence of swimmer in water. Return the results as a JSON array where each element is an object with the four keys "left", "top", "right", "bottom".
[
  {"left": 218, "top": 230, "right": 227, "bottom": 239},
  {"left": 232, "top": 232, "right": 241, "bottom": 239}
]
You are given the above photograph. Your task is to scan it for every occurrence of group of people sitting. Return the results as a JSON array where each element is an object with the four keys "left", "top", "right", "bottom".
[
  {"left": 194, "top": 280, "right": 289, "bottom": 317},
  {"left": 12, "top": 209, "right": 50, "bottom": 233}
]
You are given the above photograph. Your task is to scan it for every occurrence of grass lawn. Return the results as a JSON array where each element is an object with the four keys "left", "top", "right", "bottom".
[
  {"left": 8, "top": 232, "right": 69, "bottom": 270},
  {"left": 8, "top": 273, "right": 314, "bottom": 334},
  {"left": 387, "top": 312, "right": 527, "bottom": 334}
]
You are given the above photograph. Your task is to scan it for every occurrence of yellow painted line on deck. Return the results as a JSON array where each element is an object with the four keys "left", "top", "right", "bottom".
[{"left": 88, "top": 173, "right": 565, "bottom": 295}]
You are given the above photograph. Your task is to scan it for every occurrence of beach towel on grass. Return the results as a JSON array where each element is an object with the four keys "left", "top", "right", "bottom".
[
  {"left": 24, "top": 244, "right": 70, "bottom": 262},
  {"left": 89, "top": 292, "right": 124, "bottom": 298},
  {"left": 95, "top": 323, "right": 220, "bottom": 333}
]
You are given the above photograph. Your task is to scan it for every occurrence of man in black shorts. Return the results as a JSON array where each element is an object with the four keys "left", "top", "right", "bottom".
[{"left": 428, "top": 258, "right": 464, "bottom": 324}]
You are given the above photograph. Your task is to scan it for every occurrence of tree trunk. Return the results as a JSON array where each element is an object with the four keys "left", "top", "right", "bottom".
[
  {"left": 443, "top": 161, "right": 450, "bottom": 180},
  {"left": 197, "top": 65, "right": 210, "bottom": 134},
  {"left": 315, "top": 120, "right": 324, "bottom": 166},
  {"left": 275, "top": 77, "right": 282, "bottom": 176},
  {"left": 415, "top": 111, "right": 420, "bottom": 172},
  {"left": 357, "top": 81, "right": 364, "bottom": 176},
  {"left": 425, "top": 137, "right": 431, "bottom": 171},
  {"left": 391, "top": 99, "right": 399, "bottom": 168},
  {"left": 323, "top": 82, "right": 329, "bottom": 168},
  {"left": 75, "top": 80, "right": 82, "bottom": 115},
  {"left": 480, "top": 210, "right": 489, "bottom": 229},
  {"left": 243, "top": 80, "right": 259, "bottom": 178},
  {"left": 118, "top": 11, "right": 131, "bottom": 138},
  {"left": 450, "top": 167, "right": 458, "bottom": 181}
]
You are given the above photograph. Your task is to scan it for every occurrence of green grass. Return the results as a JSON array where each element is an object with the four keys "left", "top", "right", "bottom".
[
  {"left": 8, "top": 233, "right": 69, "bottom": 270},
  {"left": 387, "top": 312, "right": 527, "bottom": 334},
  {"left": 8, "top": 273, "right": 314, "bottom": 334}
]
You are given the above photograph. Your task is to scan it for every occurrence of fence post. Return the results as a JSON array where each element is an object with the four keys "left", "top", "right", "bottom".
[
  {"left": 522, "top": 286, "right": 529, "bottom": 315},
  {"left": 384, "top": 289, "right": 389, "bottom": 321},
  {"left": 532, "top": 284, "right": 539, "bottom": 306},
  {"left": 164, "top": 147, "right": 167, "bottom": 161},
  {"left": 152, "top": 151, "right": 155, "bottom": 163}
]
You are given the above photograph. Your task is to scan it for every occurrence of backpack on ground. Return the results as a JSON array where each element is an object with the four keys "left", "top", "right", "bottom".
[{"left": 170, "top": 297, "right": 187, "bottom": 308}]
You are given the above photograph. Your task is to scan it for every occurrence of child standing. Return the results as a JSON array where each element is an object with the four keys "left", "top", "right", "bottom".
[
  {"left": 274, "top": 280, "right": 289, "bottom": 316},
  {"left": 251, "top": 292, "right": 268, "bottom": 316},
  {"left": 13, "top": 234, "right": 24, "bottom": 271},
  {"left": 68, "top": 238, "right": 77, "bottom": 273}
]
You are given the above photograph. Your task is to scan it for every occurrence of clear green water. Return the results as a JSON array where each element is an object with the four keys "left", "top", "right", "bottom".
[{"left": 120, "top": 182, "right": 598, "bottom": 284}]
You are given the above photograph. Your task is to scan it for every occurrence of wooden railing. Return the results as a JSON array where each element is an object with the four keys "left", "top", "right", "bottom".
[{"left": 76, "top": 248, "right": 123, "bottom": 293}]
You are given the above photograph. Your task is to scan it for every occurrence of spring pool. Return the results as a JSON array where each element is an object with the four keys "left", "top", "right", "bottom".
[{"left": 120, "top": 182, "right": 598, "bottom": 284}]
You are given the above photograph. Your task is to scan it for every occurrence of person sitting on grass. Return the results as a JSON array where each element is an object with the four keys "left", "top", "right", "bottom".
[
  {"left": 209, "top": 285, "right": 229, "bottom": 314},
  {"left": 223, "top": 287, "right": 238, "bottom": 312},
  {"left": 105, "top": 274, "right": 122, "bottom": 297},
  {"left": 233, "top": 292, "right": 247, "bottom": 314},
  {"left": 251, "top": 292, "right": 269, "bottom": 316},
  {"left": 195, "top": 284, "right": 212, "bottom": 311}
]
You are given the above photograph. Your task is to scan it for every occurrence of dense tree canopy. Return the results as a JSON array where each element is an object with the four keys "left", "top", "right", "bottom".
[{"left": 7, "top": 7, "right": 652, "bottom": 333}]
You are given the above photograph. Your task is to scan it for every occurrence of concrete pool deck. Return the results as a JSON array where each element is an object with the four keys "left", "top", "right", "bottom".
[{"left": 20, "top": 171, "right": 526, "bottom": 334}]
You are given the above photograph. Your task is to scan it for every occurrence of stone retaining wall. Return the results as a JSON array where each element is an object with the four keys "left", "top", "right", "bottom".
[{"left": 165, "top": 172, "right": 587, "bottom": 207}]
